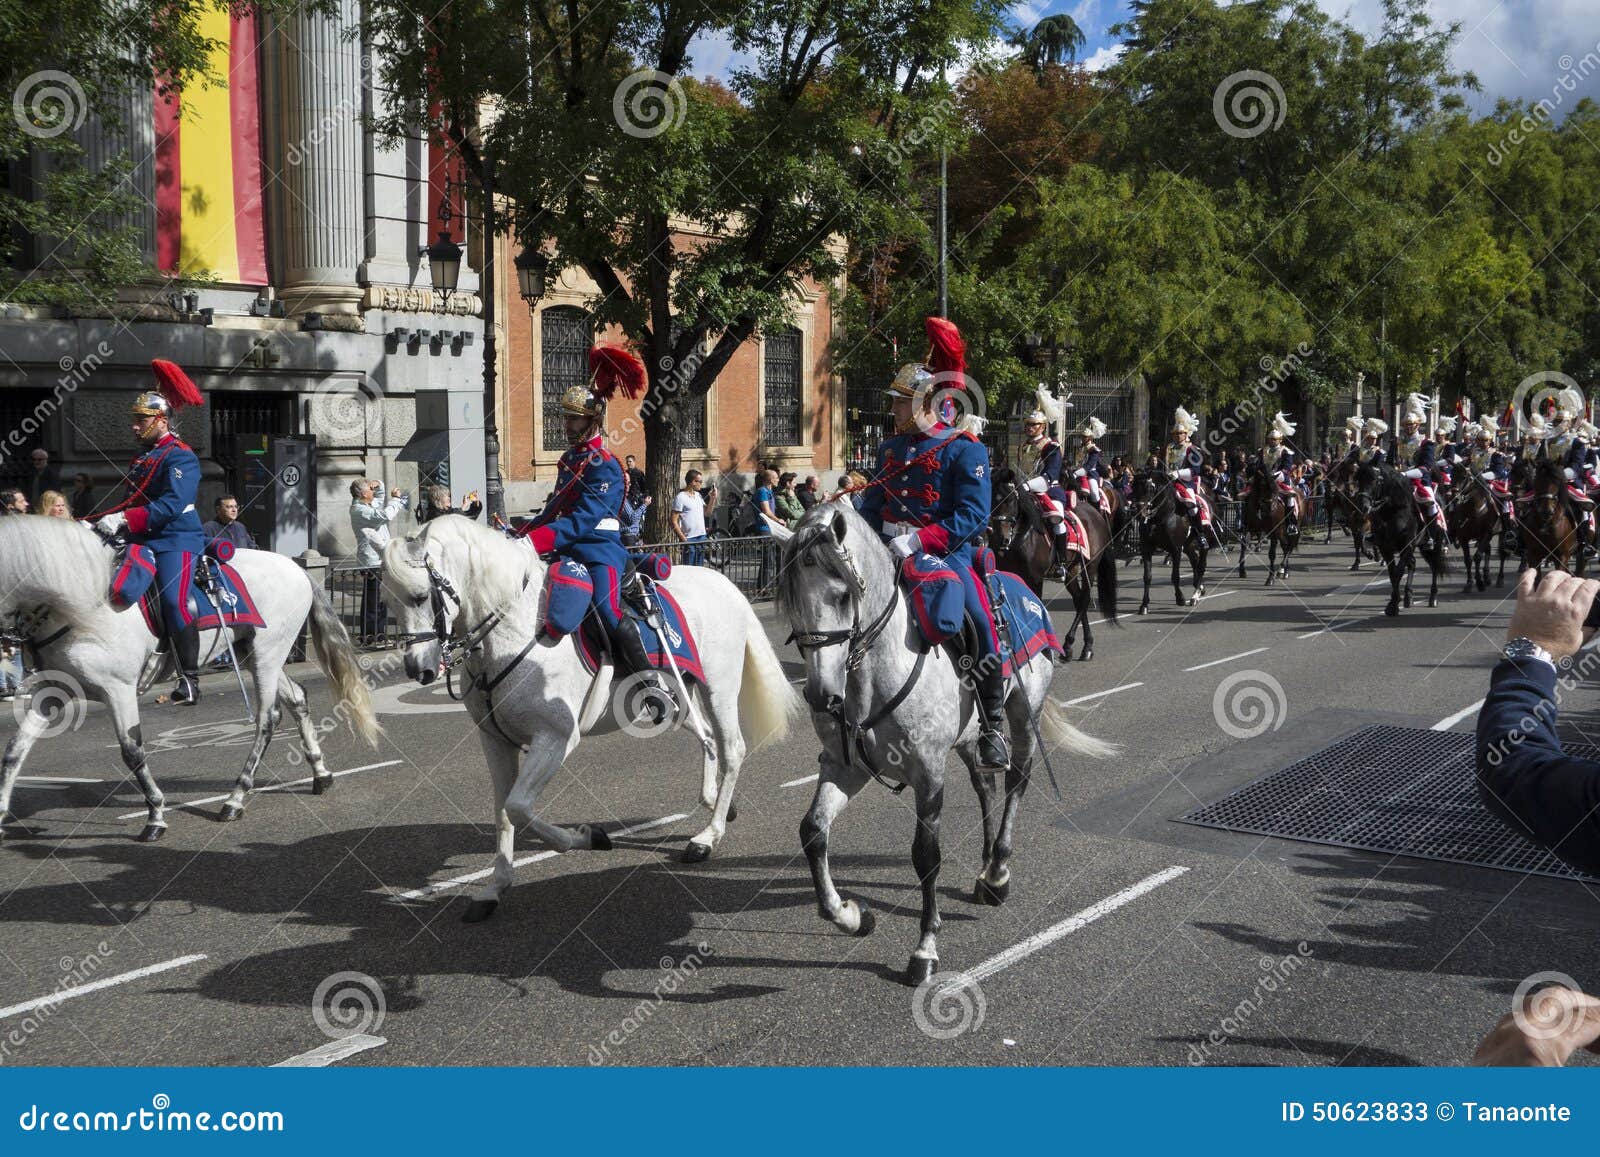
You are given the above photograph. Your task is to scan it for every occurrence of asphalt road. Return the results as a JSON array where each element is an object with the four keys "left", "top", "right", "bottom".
[{"left": 1, "top": 532, "right": 1596, "bottom": 1068}]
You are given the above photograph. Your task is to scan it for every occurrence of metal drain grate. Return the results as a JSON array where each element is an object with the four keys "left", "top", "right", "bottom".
[{"left": 1178, "top": 725, "right": 1600, "bottom": 882}]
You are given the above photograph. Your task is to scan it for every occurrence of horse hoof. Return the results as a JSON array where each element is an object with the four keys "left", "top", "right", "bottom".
[
  {"left": 680, "top": 840, "right": 711, "bottom": 864},
  {"left": 138, "top": 823, "right": 166, "bottom": 843},
  {"left": 590, "top": 825, "right": 613, "bottom": 851},
  {"left": 218, "top": 803, "right": 243, "bottom": 823},
  {"left": 904, "top": 955, "right": 938, "bottom": 987},
  {"left": 1428, "top": 598, "right": 1438, "bottom": 608},
  {"left": 727, "top": 802, "right": 739, "bottom": 823},
  {"left": 1137, "top": 606, "right": 1149, "bottom": 615},
  {"left": 1078, "top": 650, "right": 1092, "bottom": 662},
  {"left": 1186, "top": 597, "right": 1198, "bottom": 607},
  {"left": 1384, "top": 604, "right": 1400, "bottom": 617},
  {"left": 311, "top": 775, "right": 332, "bottom": 796},
  {"left": 854, "top": 905, "right": 876, "bottom": 937},
  {"left": 461, "top": 899, "right": 498, "bottom": 923},
  {"left": 975, "top": 876, "right": 1009, "bottom": 906}
]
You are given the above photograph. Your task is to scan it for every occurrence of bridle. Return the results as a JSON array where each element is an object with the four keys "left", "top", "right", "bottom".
[
  {"left": 400, "top": 550, "right": 530, "bottom": 698},
  {"left": 786, "top": 522, "right": 920, "bottom": 793}
]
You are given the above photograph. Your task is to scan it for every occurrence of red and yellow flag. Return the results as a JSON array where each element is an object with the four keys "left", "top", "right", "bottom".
[{"left": 155, "top": 7, "right": 267, "bottom": 284}]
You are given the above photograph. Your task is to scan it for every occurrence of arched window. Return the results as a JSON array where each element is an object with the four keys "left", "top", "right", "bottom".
[
  {"left": 763, "top": 325, "right": 803, "bottom": 447},
  {"left": 541, "top": 306, "right": 592, "bottom": 452}
]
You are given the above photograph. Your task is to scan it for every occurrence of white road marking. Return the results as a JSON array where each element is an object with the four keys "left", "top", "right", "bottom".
[
  {"left": 272, "top": 1034, "right": 387, "bottom": 1067},
  {"left": 1183, "top": 647, "right": 1269, "bottom": 672},
  {"left": 1431, "top": 699, "right": 1485, "bottom": 731},
  {"left": 20, "top": 776, "right": 106, "bottom": 784},
  {"left": 369, "top": 681, "right": 464, "bottom": 716},
  {"left": 1297, "top": 617, "right": 1362, "bottom": 639},
  {"left": 1087, "top": 588, "right": 1236, "bottom": 628},
  {"left": 958, "top": 867, "right": 1190, "bottom": 985},
  {"left": 393, "top": 813, "right": 689, "bottom": 901},
  {"left": 116, "top": 760, "right": 403, "bottom": 821},
  {"left": 1062, "top": 682, "right": 1143, "bottom": 706},
  {"left": 0, "top": 953, "right": 208, "bottom": 1021},
  {"left": 1324, "top": 577, "right": 1387, "bottom": 597},
  {"left": 781, "top": 774, "right": 819, "bottom": 788}
]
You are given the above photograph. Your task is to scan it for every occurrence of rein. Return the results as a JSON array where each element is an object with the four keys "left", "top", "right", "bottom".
[{"left": 787, "top": 528, "right": 922, "bottom": 794}]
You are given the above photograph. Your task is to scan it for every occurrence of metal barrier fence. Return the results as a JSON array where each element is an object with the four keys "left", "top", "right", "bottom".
[{"left": 326, "top": 564, "right": 405, "bottom": 650}]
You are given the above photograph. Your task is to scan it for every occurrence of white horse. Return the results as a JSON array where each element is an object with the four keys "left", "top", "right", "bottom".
[
  {"left": 381, "top": 516, "right": 799, "bottom": 921},
  {"left": 0, "top": 517, "right": 380, "bottom": 842},
  {"left": 768, "top": 502, "right": 1116, "bottom": 985}
]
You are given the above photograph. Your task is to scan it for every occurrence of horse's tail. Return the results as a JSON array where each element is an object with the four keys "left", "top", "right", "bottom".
[
  {"left": 1095, "top": 545, "right": 1119, "bottom": 624},
  {"left": 305, "top": 577, "right": 384, "bottom": 748},
  {"left": 1040, "top": 697, "right": 1119, "bottom": 760},
  {"left": 739, "top": 602, "right": 800, "bottom": 753}
]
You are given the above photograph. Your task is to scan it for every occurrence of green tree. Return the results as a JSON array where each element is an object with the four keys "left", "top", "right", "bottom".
[{"left": 1012, "top": 13, "right": 1086, "bottom": 76}]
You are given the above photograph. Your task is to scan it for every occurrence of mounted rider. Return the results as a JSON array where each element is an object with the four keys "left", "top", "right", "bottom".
[
  {"left": 1017, "top": 385, "right": 1070, "bottom": 562},
  {"left": 1163, "top": 407, "right": 1218, "bottom": 544},
  {"left": 90, "top": 360, "right": 208, "bottom": 705},
  {"left": 1397, "top": 393, "right": 1445, "bottom": 531},
  {"left": 1434, "top": 415, "right": 1461, "bottom": 487},
  {"left": 1357, "top": 417, "right": 1388, "bottom": 466},
  {"left": 516, "top": 345, "right": 674, "bottom": 724},
  {"left": 1244, "top": 412, "right": 1303, "bottom": 536},
  {"left": 1335, "top": 416, "right": 1362, "bottom": 466},
  {"left": 1519, "top": 413, "right": 1547, "bottom": 465},
  {"left": 1072, "top": 416, "right": 1110, "bottom": 514},
  {"left": 859, "top": 315, "right": 1011, "bottom": 772},
  {"left": 1469, "top": 417, "right": 1517, "bottom": 533},
  {"left": 1559, "top": 414, "right": 1598, "bottom": 558}
]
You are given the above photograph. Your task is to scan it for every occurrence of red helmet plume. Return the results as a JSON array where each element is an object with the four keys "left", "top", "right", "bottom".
[
  {"left": 588, "top": 346, "right": 646, "bottom": 402},
  {"left": 151, "top": 359, "right": 203, "bottom": 410},
  {"left": 924, "top": 316, "right": 965, "bottom": 387}
]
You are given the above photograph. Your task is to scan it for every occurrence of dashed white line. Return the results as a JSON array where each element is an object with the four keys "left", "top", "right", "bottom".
[
  {"left": 1087, "top": 588, "right": 1236, "bottom": 627},
  {"left": 1297, "top": 618, "right": 1362, "bottom": 639},
  {"left": 0, "top": 954, "right": 208, "bottom": 1021},
  {"left": 272, "top": 1034, "right": 387, "bottom": 1067},
  {"left": 393, "top": 813, "right": 689, "bottom": 901},
  {"left": 1062, "top": 682, "right": 1143, "bottom": 706},
  {"left": 781, "top": 774, "right": 820, "bottom": 789},
  {"left": 1184, "top": 647, "right": 1269, "bottom": 672},
  {"left": 116, "top": 760, "right": 404, "bottom": 821},
  {"left": 959, "top": 867, "right": 1190, "bottom": 985},
  {"left": 20, "top": 776, "right": 106, "bottom": 784},
  {"left": 1431, "top": 699, "right": 1485, "bottom": 731}
]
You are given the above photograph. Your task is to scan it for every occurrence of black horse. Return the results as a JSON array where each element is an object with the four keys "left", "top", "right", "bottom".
[
  {"left": 1238, "top": 459, "right": 1299, "bottom": 584},
  {"left": 1442, "top": 471, "right": 1509, "bottom": 591},
  {"left": 1128, "top": 468, "right": 1209, "bottom": 613},
  {"left": 1325, "top": 456, "right": 1374, "bottom": 570},
  {"left": 988, "top": 465, "right": 1119, "bottom": 660},
  {"left": 1352, "top": 461, "right": 1449, "bottom": 615},
  {"left": 1517, "top": 456, "right": 1586, "bottom": 577}
]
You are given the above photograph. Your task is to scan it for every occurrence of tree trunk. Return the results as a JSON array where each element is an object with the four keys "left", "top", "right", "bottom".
[{"left": 643, "top": 391, "right": 683, "bottom": 543}]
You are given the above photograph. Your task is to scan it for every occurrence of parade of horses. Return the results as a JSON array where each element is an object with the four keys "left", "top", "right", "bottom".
[{"left": 2, "top": 326, "right": 1599, "bottom": 1073}]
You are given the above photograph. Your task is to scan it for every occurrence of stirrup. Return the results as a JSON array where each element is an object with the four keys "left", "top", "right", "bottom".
[{"left": 977, "top": 729, "right": 1010, "bottom": 774}]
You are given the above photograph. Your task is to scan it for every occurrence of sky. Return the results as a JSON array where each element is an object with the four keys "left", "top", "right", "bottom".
[{"left": 690, "top": 0, "right": 1600, "bottom": 118}]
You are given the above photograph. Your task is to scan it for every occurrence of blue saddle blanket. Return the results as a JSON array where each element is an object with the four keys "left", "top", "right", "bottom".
[
  {"left": 109, "top": 545, "right": 265, "bottom": 634},
  {"left": 987, "top": 570, "right": 1059, "bottom": 679},
  {"left": 542, "top": 561, "right": 705, "bottom": 686}
]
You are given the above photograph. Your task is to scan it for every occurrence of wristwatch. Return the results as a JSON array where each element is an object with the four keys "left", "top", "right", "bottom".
[{"left": 1502, "top": 636, "right": 1555, "bottom": 668}]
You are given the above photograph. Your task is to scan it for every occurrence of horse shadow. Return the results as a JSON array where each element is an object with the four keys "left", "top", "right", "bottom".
[{"left": 0, "top": 828, "right": 948, "bottom": 1011}]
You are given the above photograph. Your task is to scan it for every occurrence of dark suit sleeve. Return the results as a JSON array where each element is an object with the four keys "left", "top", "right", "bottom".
[{"left": 1476, "top": 657, "right": 1600, "bottom": 875}]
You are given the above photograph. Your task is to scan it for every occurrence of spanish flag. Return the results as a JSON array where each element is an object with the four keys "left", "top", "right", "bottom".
[{"left": 154, "top": 6, "right": 267, "bottom": 284}]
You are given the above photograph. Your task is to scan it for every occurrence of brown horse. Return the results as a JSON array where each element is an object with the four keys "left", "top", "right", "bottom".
[
  {"left": 1442, "top": 475, "right": 1508, "bottom": 591},
  {"left": 1238, "top": 459, "right": 1299, "bottom": 583},
  {"left": 1518, "top": 458, "right": 1585, "bottom": 577},
  {"left": 1129, "top": 468, "right": 1210, "bottom": 612},
  {"left": 987, "top": 466, "right": 1119, "bottom": 660},
  {"left": 1325, "top": 456, "right": 1373, "bottom": 570}
]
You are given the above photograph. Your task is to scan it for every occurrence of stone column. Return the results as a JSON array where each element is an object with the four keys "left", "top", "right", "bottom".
[
  {"left": 79, "top": 77, "right": 158, "bottom": 268},
  {"left": 269, "top": 0, "right": 364, "bottom": 318}
]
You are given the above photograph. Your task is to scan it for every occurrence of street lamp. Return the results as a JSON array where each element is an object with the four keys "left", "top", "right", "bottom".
[
  {"left": 514, "top": 246, "right": 549, "bottom": 311},
  {"left": 422, "top": 232, "right": 464, "bottom": 302}
]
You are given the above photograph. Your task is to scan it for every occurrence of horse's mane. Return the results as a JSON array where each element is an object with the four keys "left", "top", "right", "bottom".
[
  {"left": 1532, "top": 457, "right": 1567, "bottom": 491},
  {"left": 0, "top": 516, "right": 115, "bottom": 625},
  {"left": 776, "top": 500, "right": 892, "bottom": 619},
  {"left": 385, "top": 516, "right": 542, "bottom": 615},
  {"left": 990, "top": 465, "right": 1048, "bottom": 536}
]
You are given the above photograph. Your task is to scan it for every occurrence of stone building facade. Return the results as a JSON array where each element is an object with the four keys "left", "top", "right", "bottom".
[{"left": 0, "top": 0, "right": 487, "bottom": 560}]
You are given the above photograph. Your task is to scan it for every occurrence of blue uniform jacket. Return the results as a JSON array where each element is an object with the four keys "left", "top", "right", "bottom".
[
  {"left": 1080, "top": 447, "right": 1103, "bottom": 479},
  {"left": 119, "top": 434, "right": 204, "bottom": 555},
  {"left": 860, "top": 424, "right": 990, "bottom": 560},
  {"left": 1477, "top": 658, "right": 1600, "bottom": 876},
  {"left": 1565, "top": 439, "right": 1590, "bottom": 473},
  {"left": 522, "top": 436, "right": 627, "bottom": 572}
]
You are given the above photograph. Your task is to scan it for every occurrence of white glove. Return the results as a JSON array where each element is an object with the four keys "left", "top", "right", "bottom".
[
  {"left": 1024, "top": 476, "right": 1048, "bottom": 494},
  {"left": 888, "top": 532, "right": 921, "bottom": 560},
  {"left": 1452, "top": 454, "right": 1464, "bottom": 465},
  {"left": 1480, "top": 470, "right": 1495, "bottom": 481},
  {"left": 1176, "top": 468, "right": 1193, "bottom": 482},
  {"left": 1402, "top": 468, "right": 1423, "bottom": 480},
  {"left": 1073, "top": 467, "right": 1087, "bottom": 478},
  {"left": 94, "top": 511, "right": 127, "bottom": 536},
  {"left": 1565, "top": 467, "right": 1577, "bottom": 481}
]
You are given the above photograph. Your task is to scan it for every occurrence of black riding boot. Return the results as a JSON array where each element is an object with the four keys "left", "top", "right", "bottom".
[
  {"left": 170, "top": 623, "right": 201, "bottom": 706},
  {"left": 975, "top": 668, "right": 1011, "bottom": 773},
  {"left": 1284, "top": 501, "right": 1299, "bottom": 538},
  {"left": 609, "top": 616, "right": 677, "bottom": 726}
]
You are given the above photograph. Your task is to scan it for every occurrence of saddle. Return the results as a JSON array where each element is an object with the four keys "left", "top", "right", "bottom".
[
  {"left": 541, "top": 555, "right": 707, "bottom": 686},
  {"left": 109, "top": 543, "right": 265, "bottom": 639},
  {"left": 1060, "top": 511, "right": 1090, "bottom": 556}
]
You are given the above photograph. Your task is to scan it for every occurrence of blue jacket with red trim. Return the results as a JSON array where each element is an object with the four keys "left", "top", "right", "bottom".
[
  {"left": 520, "top": 436, "right": 627, "bottom": 570},
  {"left": 116, "top": 433, "right": 204, "bottom": 555},
  {"left": 860, "top": 423, "right": 991, "bottom": 558}
]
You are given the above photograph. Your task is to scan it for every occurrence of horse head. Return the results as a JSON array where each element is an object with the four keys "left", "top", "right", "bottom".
[
  {"left": 987, "top": 465, "right": 1023, "bottom": 552},
  {"left": 774, "top": 501, "right": 893, "bottom": 715}
]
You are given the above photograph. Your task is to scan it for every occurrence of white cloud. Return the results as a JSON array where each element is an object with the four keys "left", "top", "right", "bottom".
[{"left": 1083, "top": 43, "right": 1125, "bottom": 72}]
